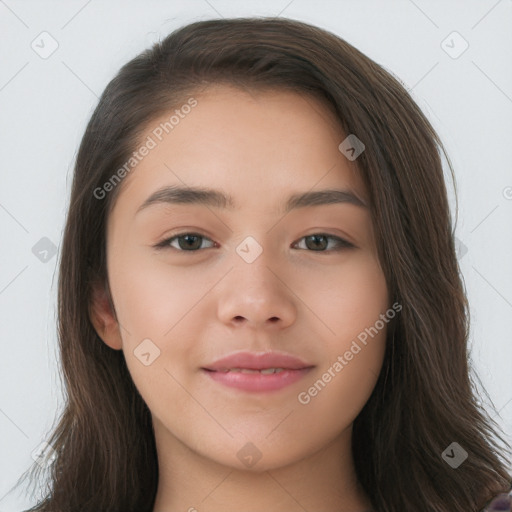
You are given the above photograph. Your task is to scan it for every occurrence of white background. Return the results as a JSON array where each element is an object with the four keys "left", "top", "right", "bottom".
[{"left": 1, "top": 1, "right": 511, "bottom": 510}]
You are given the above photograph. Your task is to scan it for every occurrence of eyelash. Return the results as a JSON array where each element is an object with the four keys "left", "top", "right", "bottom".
[{"left": 153, "top": 231, "right": 355, "bottom": 253}]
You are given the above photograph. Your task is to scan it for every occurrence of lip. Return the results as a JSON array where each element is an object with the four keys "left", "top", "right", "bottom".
[
  {"left": 201, "top": 351, "right": 315, "bottom": 392},
  {"left": 203, "top": 351, "right": 313, "bottom": 371}
]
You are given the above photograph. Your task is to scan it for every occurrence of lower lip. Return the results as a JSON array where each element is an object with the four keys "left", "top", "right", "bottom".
[{"left": 202, "top": 368, "right": 314, "bottom": 392}]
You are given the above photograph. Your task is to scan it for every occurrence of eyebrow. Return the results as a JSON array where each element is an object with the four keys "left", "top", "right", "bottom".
[{"left": 135, "top": 185, "right": 368, "bottom": 216}]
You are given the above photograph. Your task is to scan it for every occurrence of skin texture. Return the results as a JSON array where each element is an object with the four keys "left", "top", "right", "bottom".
[{"left": 89, "top": 86, "right": 389, "bottom": 512}]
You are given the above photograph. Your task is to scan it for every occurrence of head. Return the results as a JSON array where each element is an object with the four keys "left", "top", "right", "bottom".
[{"left": 19, "top": 16, "right": 511, "bottom": 512}]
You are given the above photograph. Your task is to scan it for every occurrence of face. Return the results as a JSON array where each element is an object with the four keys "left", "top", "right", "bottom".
[{"left": 90, "top": 85, "right": 389, "bottom": 472}]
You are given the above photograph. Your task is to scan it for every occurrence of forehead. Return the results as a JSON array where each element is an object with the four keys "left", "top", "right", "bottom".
[{"left": 108, "top": 85, "right": 368, "bottom": 219}]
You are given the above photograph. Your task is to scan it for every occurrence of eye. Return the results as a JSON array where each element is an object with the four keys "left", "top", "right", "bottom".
[
  {"left": 154, "top": 232, "right": 217, "bottom": 251},
  {"left": 154, "top": 232, "right": 354, "bottom": 253},
  {"left": 292, "top": 234, "right": 355, "bottom": 252}
]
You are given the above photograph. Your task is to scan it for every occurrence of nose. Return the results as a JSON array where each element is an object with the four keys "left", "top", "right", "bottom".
[{"left": 216, "top": 244, "right": 297, "bottom": 330}]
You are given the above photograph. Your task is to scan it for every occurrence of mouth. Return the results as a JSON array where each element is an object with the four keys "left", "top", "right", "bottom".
[
  {"left": 204, "top": 367, "right": 291, "bottom": 374},
  {"left": 201, "top": 367, "right": 314, "bottom": 392},
  {"left": 201, "top": 351, "right": 315, "bottom": 392}
]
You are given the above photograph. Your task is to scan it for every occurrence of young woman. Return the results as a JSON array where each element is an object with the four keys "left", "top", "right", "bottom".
[{"left": 15, "top": 16, "right": 512, "bottom": 512}]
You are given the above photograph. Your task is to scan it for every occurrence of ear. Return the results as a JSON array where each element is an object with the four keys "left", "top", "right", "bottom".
[{"left": 88, "top": 278, "right": 123, "bottom": 351}]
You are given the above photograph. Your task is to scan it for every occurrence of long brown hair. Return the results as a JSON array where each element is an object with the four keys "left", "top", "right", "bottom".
[{"left": 13, "top": 17, "right": 511, "bottom": 511}]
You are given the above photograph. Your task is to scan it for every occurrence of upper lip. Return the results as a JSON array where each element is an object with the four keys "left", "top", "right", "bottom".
[{"left": 202, "top": 351, "right": 314, "bottom": 371}]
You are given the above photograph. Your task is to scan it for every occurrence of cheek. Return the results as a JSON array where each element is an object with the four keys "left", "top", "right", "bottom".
[
  {"left": 109, "top": 250, "right": 210, "bottom": 340},
  {"left": 107, "top": 255, "right": 210, "bottom": 397},
  {"left": 297, "top": 252, "right": 389, "bottom": 342},
  {"left": 110, "top": 264, "right": 197, "bottom": 425},
  {"left": 297, "top": 254, "right": 388, "bottom": 406}
]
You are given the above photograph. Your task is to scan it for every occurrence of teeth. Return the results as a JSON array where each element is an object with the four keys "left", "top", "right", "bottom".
[
  {"left": 220, "top": 368, "right": 285, "bottom": 374},
  {"left": 260, "top": 368, "right": 284, "bottom": 374}
]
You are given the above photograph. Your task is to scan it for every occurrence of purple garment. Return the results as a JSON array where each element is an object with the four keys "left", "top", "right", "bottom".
[{"left": 483, "top": 485, "right": 512, "bottom": 511}]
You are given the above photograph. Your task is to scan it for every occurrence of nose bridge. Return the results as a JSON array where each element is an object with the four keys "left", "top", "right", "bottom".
[
  {"left": 232, "top": 233, "right": 282, "bottom": 293},
  {"left": 217, "top": 232, "right": 295, "bottom": 327}
]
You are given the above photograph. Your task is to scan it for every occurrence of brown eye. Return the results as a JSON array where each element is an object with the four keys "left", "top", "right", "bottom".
[
  {"left": 155, "top": 232, "right": 216, "bottom": 251},
  {"left": 294, "top": 234, "right": 354, "bottom": 252}
]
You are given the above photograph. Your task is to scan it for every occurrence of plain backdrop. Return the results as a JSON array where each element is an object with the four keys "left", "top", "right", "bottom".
[{"left": 1, "top": 0, "right": 511, "bottom": 510}]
